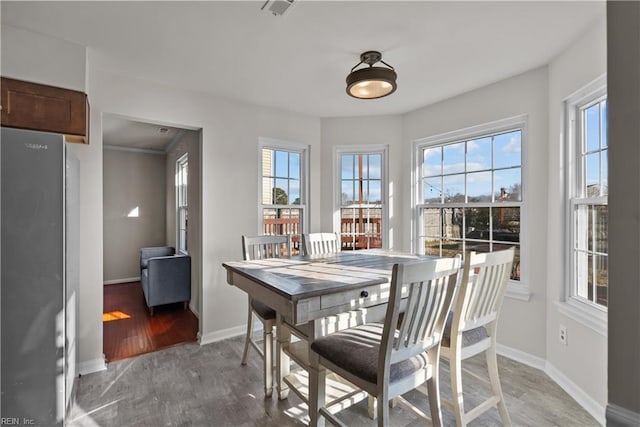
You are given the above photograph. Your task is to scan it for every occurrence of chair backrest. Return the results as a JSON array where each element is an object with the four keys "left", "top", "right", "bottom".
[
  {"left": 301, "top": 232, "right": 341, "bottom": 256},
  {"left": 454, "top": 248, "right": 515, "bottom": 333},
  {"left": 242, "top": 235, "right": 291, "bottom": 261},
  {"left": 381, "top": 256, "right": 460, "bottom": 368}
]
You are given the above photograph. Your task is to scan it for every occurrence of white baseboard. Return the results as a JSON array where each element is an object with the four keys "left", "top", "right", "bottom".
[
  {"left": 78, "top": 355, "right": 107, "bottom": 375},
  {"left": 496, "top": 343, "right": 546, "bottom": 370},
  {"left": 103, "top": 277, "right": 140, "bottom": 285},
  {"left": 189, "top": 302, "right": 200, "bottom": 318},
  {"left": 607, "top": 404, "right": 640, "bottom": 426},
  {"left": 545, "top": 362, "right": 606, "bottom": 425},
  {"left": 198, "top": 324, "right": 248, "bottom": 346}
]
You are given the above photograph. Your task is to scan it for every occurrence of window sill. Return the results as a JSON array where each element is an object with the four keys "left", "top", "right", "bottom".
[
  {"left": 505, "top": 281, "right": 531, "bottom": 302},
  {"left": 555, "top": 299, "right": 607, "bottom": 337}
]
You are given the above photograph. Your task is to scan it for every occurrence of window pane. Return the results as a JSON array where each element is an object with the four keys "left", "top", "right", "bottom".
[
  {"left": 594, "top": 254, "right": 608, "bottom": 306},
  {"left": 275, "top": 150, "right": 289, "bottom": 177},
  {"left": 585, "top": 103, "right": 601, "bottom": 152},
  {"left": 262, "top": 149, "right": 273, "bottom": 176},
  {"left": 443, "top": 142, "right": 465, "bottom": 174},
  {"left": 466, "top": 171, "right": 492, "bottom": 202},
  {"left": 368, "top": 180, "right": 382, "bottom": 204},
  {"left": 492, "top": 243, "right": 521, "bottom": 280},
  {"left": 492, "top": 207, "right": 520, "bottom": 243},
  {"left": 601, "top": 149, "right": 608, "bottom": 196},
  {"left": 422, "top": 208, "right": 441, "bottom": 238},
  {"left": 290, "top": 179, "right": 300, "bottom": 205},
  {"left": 494, "top": 168, "right": 522, "bottom": 201},
  {"left": 274, "top": 178, "right": 289, "bottom": 204},
  {"left": 466, "top": 240, "right": 491, "bottom": 254},
  {"left": 340, "top": 208, "right": 382, "bottom": 250},
  {"left": 493, "top": 131, "right": 521, "bottom": 169},
  {"left": 290, "top": 152, "right": 300, "bottom": 179},
  {"left": 424, "top": 177, "right": 442, "bottom": 203},
  {"left": 575, "top": 205, "right": 589, "bottom": 251},
  {"left": 585, "top": 152, "right": 600, "bottom": 196},
  {"left": 602, "top": 100, "right": 608, "bottom": 147},
  {"left": 591, "top": 205, "right": 608, "bottom": 254},
  {"left": 341, "top": 155, "right": 354, "bottom": 180},
  {"left": 262, "top": 177, "right": 274, "bottom": 204},
  {"left": 466, "top": 137, "right": 491, "bottom": 172},
  {"left": 424, "top": 239, "right": 441, "bottom": 257},
  {"left": 423, "top": 147, "right": 442, "bottom": 177},
  {"left": 441, "top": 239, "right": 463, "bottom": 258},
  {"left": 368, "top": 154, "right": 382, "bottom": 179},
  {"left": 341, "top": 181, "right": 355, "bottom": 205},
  {"left": 442, "top": 208, "right": 463, "bottom": 239},
  {"left": 464, "top": 207, "right": 490, "bottom": 240},
  {"left": 443, "top": 174, "right": 465, "bottom": 203}
]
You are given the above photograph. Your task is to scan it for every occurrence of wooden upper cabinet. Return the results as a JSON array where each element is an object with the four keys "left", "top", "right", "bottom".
[{"left": 1, "top": 77, "right": 89, "bottom": 144}]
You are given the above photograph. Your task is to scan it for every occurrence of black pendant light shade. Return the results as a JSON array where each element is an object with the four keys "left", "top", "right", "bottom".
[{"left": 346, "top": 51, "right": 397, "bottom": 99}]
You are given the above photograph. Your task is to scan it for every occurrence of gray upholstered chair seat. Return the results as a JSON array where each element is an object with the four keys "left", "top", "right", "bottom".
[
  {"left": 441, "top": 312, "right": 488, "bottom": 348},
  {"left": 310, "top": 323, "right": 430, "bottom": 385},
  {"left": 251, "top": 299, "right": 276, "bottom": 320}
]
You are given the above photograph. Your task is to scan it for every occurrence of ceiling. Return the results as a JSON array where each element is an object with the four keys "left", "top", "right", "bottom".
[
  {"left": 102, "top": 114, "right": 186, "bottom": 152},
  {"left": 1, "top": 1, "right": 605, "bottom": 121}
]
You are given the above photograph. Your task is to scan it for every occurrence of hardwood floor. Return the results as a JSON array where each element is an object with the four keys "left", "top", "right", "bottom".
[
  {"left": 71, "top": 336, "right": 599, "bottom": 427},
  {"left": 103, "top": 281, "right": 198, "bottom": 362}
]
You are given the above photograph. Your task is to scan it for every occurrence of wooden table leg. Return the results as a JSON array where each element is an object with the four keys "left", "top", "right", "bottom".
[{"left": 276, "top": 313, "right": 291, "bottom": 400}]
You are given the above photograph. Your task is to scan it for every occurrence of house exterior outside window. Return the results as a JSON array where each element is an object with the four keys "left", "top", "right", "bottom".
[
  {"left": 566, "top": 76, "right": 608, "bottom": 310},
  {"left": 414, "top": 116, "right": 525, "bottom": 282},
  {"left": 176, "top": 153, "right": 188, "bottom": 254},
  {"left": 336, "top": 146, "right": 388, "bottom": 250},
  {"left": 259, "top": 138, "right": 308, "bottom": 254}
]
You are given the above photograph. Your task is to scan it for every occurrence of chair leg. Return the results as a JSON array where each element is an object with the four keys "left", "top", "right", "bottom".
[
  {"left": 376, "top": 392, "right": 389, "bottom": 427},
  {"left": 149, "top": 306, "right": 154, "bottom": 317},
  {"left": 426, "top": 349, "right": 443, "bottom": 427},
  {"left": 487, "top": 346, "right": 512, "bottom": 426},
  {"left": 263, "top": 323, "right": 273, "bottom": 398},
  {"left": 183, "top": 301, "right": 188, "bottom": 311},
  {"left": 450, "top": 350, "right": 466, "bottom": 427},
  {"left": 241, "top": 306, "right": 254, "bottom": 366}
]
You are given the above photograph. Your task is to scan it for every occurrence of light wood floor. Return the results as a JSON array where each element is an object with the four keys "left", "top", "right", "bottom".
[
  {"left": 69, "top": 336, "right": 599, "bottom": 426},
  {"left": 103, "top": 281, "right": 198, "bottom": 362}
]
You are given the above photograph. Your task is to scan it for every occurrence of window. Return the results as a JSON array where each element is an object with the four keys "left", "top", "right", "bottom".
[
  {"left": 176, "top": 153, "right": 188, "bottom": 254},
  {"left": 567, "top": 78, "right": 608, "bottom": 309},
  {"left": 337, "top": 147, "right": 387, "bottom": 250},
  {"left": 260, "top": 140, "right": 307, "bottom": 255},
  {"left": 414, "top": 117, "right": 524, "bottom": 282}
]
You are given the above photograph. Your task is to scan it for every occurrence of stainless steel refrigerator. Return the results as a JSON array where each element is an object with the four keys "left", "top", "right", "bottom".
[{"left": 1, "top": 127, "right": 79, "bottom": 426}]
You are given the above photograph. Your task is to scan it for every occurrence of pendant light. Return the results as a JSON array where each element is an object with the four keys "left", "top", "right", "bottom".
[{"left": 346, "top": 51, "right": 397, "bottom": 99}]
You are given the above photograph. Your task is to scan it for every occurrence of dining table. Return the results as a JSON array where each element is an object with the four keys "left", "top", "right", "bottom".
[{"left": 222, "top": 249, "right": 435, "bottom": 418}]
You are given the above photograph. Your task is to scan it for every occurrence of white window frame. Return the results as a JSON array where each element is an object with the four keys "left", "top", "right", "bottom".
[
  {"left": 334, "top": 145, "right": 389, "bottom": 249},
  {"left": 561, "top": 75, "right": 608, "bottom": 335},
  {"left": 412, "top": 115, "right": 530, "bottom": 301},
  {"left": 176, "top": 153, "right": 188, "bottom": 254},
  {"left": 258, "top": 137, "right": 309, "bottom": 246}
]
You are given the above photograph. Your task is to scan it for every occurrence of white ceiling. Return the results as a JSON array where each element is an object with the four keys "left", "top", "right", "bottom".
[
  {"left": 1, "top": 1, "right": 605, "bottom": 120},
  {"left": 102, "top": 114, "right": 186, "bottom": 151}
]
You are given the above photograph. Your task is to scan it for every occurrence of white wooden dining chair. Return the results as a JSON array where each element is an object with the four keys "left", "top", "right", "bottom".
[
  {"left": 302, "top": 232, "right": 341, "bottom": 256},
  {"left": 241, "top": 234, "right": 291, "bottom": 398},
  {"left": 308, "top": 256, "right": 461, "bottom": 427},
  {"left": 439, "top": 248, "right": 515, "bottom": 426}
]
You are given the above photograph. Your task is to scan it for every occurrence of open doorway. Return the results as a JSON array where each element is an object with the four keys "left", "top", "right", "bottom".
[{"left": 102, "top": 113, "right": 201, "bottom": 362}]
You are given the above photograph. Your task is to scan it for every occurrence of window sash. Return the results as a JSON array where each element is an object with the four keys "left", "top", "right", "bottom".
[{"left": 176, "top": 154, "right": 188, "bottom": 254}]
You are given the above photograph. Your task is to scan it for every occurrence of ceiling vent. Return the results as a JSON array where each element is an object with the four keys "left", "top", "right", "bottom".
[{"left": 261, "top": 0, "right": 294, "bottom": 16}]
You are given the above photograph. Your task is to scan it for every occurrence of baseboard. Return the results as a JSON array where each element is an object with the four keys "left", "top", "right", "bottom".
[
  {"left": 198, "top": 324, "right": 248, "bottom": 346},
  {"left": 607, "top": 404, "right": 640, "bottom": 426},
  {"left": 496, "top": 343, "right": 546, "bottom": 370},
  {"left": 103, "top": 277, "right": 140, "bottom": 285},
  {"left": 189, "top": 302, "right": 200, "bottom": 318},
  {"left": 78, "top": 355, "right": 107, "bottom": 375},
  {"left": 545, "top": 361, "right": 606, "bottom": 425}
]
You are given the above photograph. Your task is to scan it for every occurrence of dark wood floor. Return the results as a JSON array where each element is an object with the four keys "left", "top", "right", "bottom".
[{"left": 103, "top": 281, "right": 198, "bottom": 362}]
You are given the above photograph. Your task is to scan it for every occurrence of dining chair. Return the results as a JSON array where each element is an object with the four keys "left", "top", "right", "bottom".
[
  {"left": 308, "top": 256, "right": 461, "bottom": 427},
  {"left": 241, "top": 234, "right": 291, "bottom": 398},
  {"left": 302, "top": 232, "right": 341, "bottom": 256},
  {"left": 439, "top": 248, "right": 515, "bottom": 426}
]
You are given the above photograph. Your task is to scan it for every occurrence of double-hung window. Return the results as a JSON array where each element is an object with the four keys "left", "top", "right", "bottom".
[
  {"left": 566, "top": 77, "right": 608, "bottom": 309},
  {"left": 337, "top": 147, "right": 387, "bottom": 250},
  {"left": 260, "top": 139, "right": 307, "bottom": 255},
  {"left": 176, "top": 153, "right": 188, "bottom": 254},
  {"left": 414, "top": 117, "right": 525, "bottom": 282}
]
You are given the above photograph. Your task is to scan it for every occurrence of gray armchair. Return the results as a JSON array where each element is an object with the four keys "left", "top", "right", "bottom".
[{"left": 139, "top": 246, "right": 191, "bottom": 316}]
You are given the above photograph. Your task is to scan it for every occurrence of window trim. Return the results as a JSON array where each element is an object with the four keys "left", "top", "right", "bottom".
[
  {"left": 257, "top": 137, "right": 310, "bottom": 237},
  {"left": 563, "top": 74, "right": 608, "bottom": 320},
  {"left": 412, "top": 115, "right": 530, "bottom": 300},
  {"left": 176, "top": 153, "right": 188, "bottom": 255},
  {"left": 334, "top": 145, "right": 389, "bottom": 249}
]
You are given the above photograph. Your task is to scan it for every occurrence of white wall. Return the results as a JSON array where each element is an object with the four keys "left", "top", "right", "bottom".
[
  {"left": 85, "top": 64, "right": 321, "bottom": 352},
  {"left": 1, "top": 25, "right": 86, "bottom": 91},
  {"left": 403, "top": 67, "right": 550, "bottom": 359},
  {"left": 320, "top": 116, "right": 404, "bottom": 248},
  {"left": 546, "top": 16, "right": 607, "bottom": 420},
  {"left": 103, "top": 149, "right": 167, "bottom": 282},
  {"left": 165, "top": 130, "right": 201, "bottom": 317}
]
